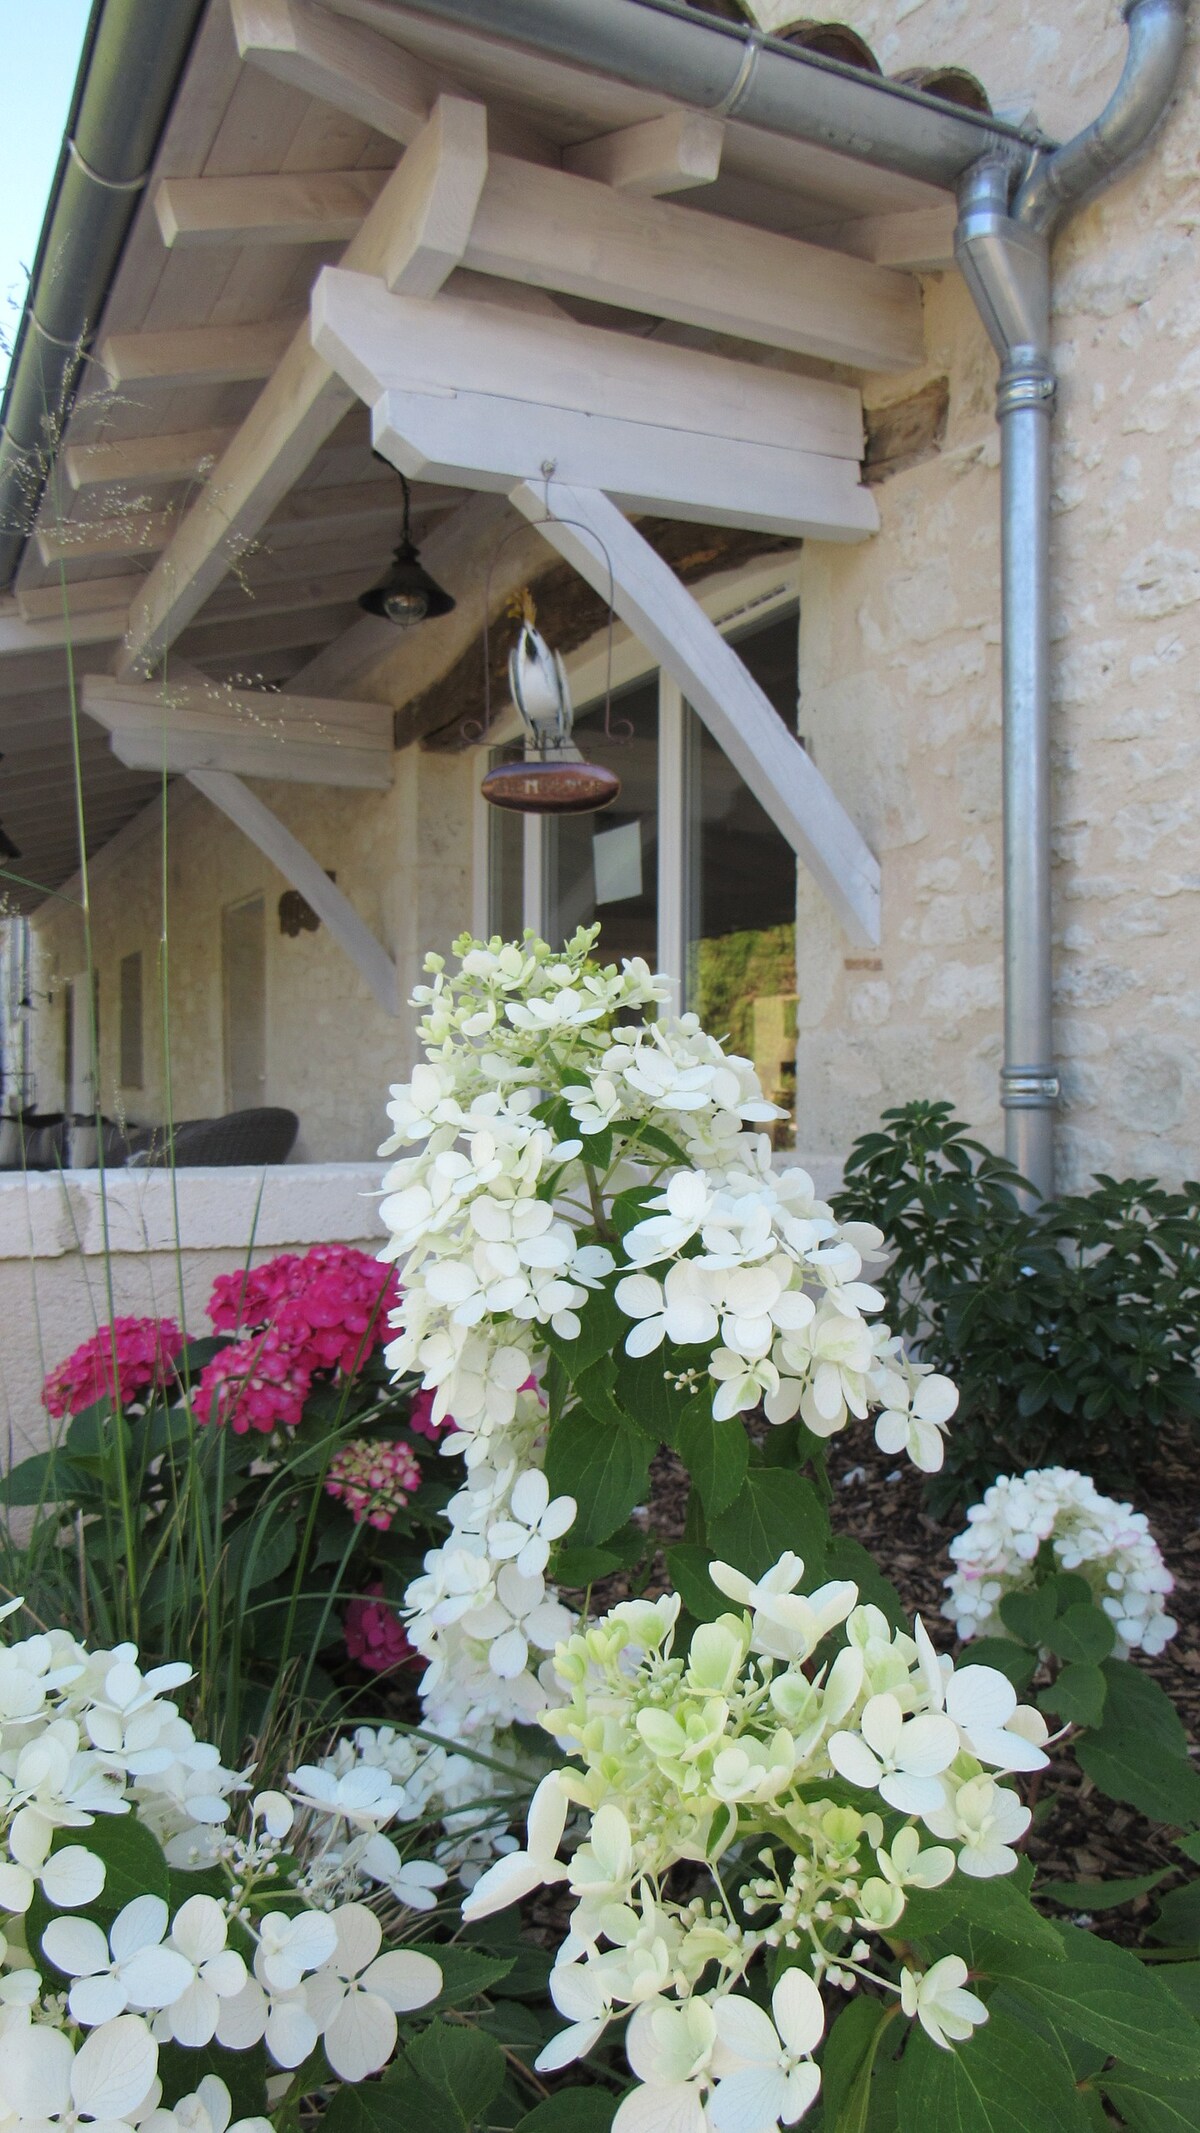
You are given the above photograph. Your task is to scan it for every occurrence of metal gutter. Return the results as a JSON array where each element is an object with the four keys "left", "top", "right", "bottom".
[
  {"left": 0, "top": 0, "right": 208, "bottom": 591},
  {"left": 955, "top": 0, "right": 1187, "bottom": 1199},
  {"left": 388, "top": 0, "right": 1054, "bottom": 190}
]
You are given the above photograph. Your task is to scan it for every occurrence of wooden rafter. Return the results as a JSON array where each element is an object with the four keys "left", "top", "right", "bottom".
[
  {"left": 155, "top": 168, "right": 388, "bottom": 249},
  {"left": 97, "top": 316, "right": 302, "bottom": 390},
  {"left": 115, "top": 94, "right": 489, "bottom": 683},
  {"left": 562, "top": 112, "right": 725, "bottom": 196}
]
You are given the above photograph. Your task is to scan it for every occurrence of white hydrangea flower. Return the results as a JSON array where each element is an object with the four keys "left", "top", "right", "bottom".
[
  {"left": 900, "top": 1956, "right": 988, "bottom": 2049},
  {"left": 303, "top": 1905, "right": 442, "bottom": 2083},
  {"left": 42, "top": 1894, "right": 194, "bottom": 2028},
  {"left": 709, "top": 1970, "right": 824, "bottom": 2130},
  {"left": 943, "top": 1467, "right": 1176, "bottom": 1657}
]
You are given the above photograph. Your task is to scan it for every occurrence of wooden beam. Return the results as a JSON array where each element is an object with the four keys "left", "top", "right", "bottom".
[
  {"left": 65, "top": 428, "right": 238, "bottom": 493},
  {"left": 187, "top": 766, "right": 399, "bottom": 1015},
  {"left": 16, "top": 575, "right": 146, "bottom": 623},
  {"left": 508, "top": 481, "right": 881, "bottom": 947},
  {"left": 97, "top": 316, "right": 302, "bottom": 390},
  {"left": 312, "top": 271, "right": 877, "bottom": 541},
  {"left": 0, "top": 608, "right": 131, "bottom": 657},
  {"left": 461, "top": 156, "right": 924, "bottom": 373},
  {"left": 230, "top": 0, "right": 551, "bottom": 164},
  {"left": 155, "top": 167, "right": 388, "bottom": 249},
  {"left": 35, "top": 511, "right": 176, "bottom": 568},
  {"left": 231, "top": 0, "right": 444, "bottom": 147},
  {"left": 82, "top": 676, "right": 394, "bottom": 791},
  {"left": 562, "top": 112, "right": 724, "bottom": 196},
  {"left": 808, "top": 205, "right": 958, "bottom": 272},
  {"left": 117, "top": 95, "right": 489, "bottom": 682}
]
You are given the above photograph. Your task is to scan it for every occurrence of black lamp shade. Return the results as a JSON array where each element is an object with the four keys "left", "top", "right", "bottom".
[{"left": 358, "top": 538, "right": 456, "bottom": 626}]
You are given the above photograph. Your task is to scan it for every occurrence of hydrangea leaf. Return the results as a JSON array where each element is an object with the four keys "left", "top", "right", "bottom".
[
  {"left": 1038, "top": 1868, "right": 1172, "bottom": 1913},
  {"left": 897, "top": 2010, "right": 1091, "bottom": 2132},
  {"left": 665, "top": 1544, "right": 732, "bottom": 1623},
  {"left": 959, "top": 1638, "right": 1037, "bottom": 1692},
  {"left": 998, "top": 1586, "right": 1058, "bottom": 1649},
  {"left": 817, "top": 1994, "right": 895, "bottom": 2133},
  {"left": 516, "top": 2092, "right": 618, "bottom": 2131},
  {"left": 708, "top": 1470, "right": 829, "bottom": 1582},
  {"left": 403, "top": 2018, "right": 507, "bottom": 2130},
  {"left": 411, "top": 1943, "right": 515, "bottom": 2009},
  {"left": 1043, "top": 1604, "right": 1116, "bottom": 1667},
  {"left": 987, "top": 1924, "right": 1200, "bottom": 2080},
  {"left": 1100, "top": 2063, "right": 1200, "bottom": 2133},
  {"left": 544, "top": 1405, "right": 653, "bottom": 1546},
  {"left": 899, "top": 1876, "right": 1064, "bottom": 1963},
  {"left": 1038, "top": 1661, "right": 1108, "bottom": 1730},
  {"left": 682, "top": 1402, "right": 749, "bottom": 1521},
  {"left": 1076, "top": 1662, "right": 1200, "bottom": 1826},
  {"left": 1147, "top": 1882, "right": 1200, "bottom": 1950}
]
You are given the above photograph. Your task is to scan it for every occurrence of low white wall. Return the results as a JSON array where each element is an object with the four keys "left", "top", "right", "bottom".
[{"left": 0, "top": 1162, "right": 386, "bottom": 1465}]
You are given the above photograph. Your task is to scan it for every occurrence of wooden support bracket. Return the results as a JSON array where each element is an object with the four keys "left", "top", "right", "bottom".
[
  {"left": 187, "top": 767, "right": 399, "bottom": 1015},
  {"left": 507, "top": 481, "right": 881, "bottom": 948}
]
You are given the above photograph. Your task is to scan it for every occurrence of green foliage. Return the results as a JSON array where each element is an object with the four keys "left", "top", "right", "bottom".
[
  {"left": 833, "top": 1100, "right": 1200, "bottom": 1504},
  {"left": 897, "top": 2010, "right": 1091, "bottom": 2132}
]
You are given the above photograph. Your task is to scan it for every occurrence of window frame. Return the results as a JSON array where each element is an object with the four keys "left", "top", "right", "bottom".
[{"left": 472, "top": 554, "right": 802, "bottom": 1006}]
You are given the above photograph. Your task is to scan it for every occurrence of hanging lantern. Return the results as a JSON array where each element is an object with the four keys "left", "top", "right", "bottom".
[
  {"left": 358, "top": 470, "right": 456, "bottom": 627},
  {"left": 481, "top": 589, "right": 620, "bottom": 816}
]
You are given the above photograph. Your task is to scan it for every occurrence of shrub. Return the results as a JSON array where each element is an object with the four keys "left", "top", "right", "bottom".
[{"left": 833, "top": 1099, "right": 1200, "bottom": 1508}]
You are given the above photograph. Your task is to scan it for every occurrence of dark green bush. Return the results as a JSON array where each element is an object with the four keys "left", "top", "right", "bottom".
[{"left": 833, "top": 1100, "right": 1200, "bottom": 1510}]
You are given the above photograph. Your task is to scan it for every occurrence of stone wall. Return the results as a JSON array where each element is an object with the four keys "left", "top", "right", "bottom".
[
  {"left": 26, "top": 749, "right": 473, "bottom": 1162},
  {"left": 779, "top": 0, "right": 1200, "bottom": 1187}
]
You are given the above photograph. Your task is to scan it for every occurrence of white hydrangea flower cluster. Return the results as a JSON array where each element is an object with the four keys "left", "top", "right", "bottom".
[
  {"left": 463, "top": 1551, "right": 1043, "bottom": 2133},
  {"left": 943, "top": 1466, "right": 1178, "bottom": 1657},
  {"left": 378, "top": 931, "right": 959, "bottom": 1819},
  {"left": 0, "top": 1604, "right": 444, "bottom": 2129}
]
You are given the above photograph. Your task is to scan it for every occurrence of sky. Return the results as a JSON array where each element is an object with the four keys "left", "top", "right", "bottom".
[{"left": 0, "top": 1, "right": 93, "bottom": 388}]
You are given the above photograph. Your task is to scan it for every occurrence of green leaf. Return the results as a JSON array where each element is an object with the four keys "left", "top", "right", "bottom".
[
  {"left": 1039, "top": 1660, "right": 1107, "bottom": 1729},
  {"left": 158, "top": 2037, "right": 269, "bottom": 2116},
  {"left": 613, "top": 1347, "right": 701, "bottom": 1448},
  {"left": 682, "top": 1404, "right": 749, "bottom": 1521},
  {"left": 54, "top": 1816, "right": 169, "bottom": 1917},
  {"left": 988, "top": 1988, "right": 1106, "bottom": 2083},
  {"left": 1162, "top": 1964, "right": 1200, "bottom": 2019},
  {"left": 1148, "top": 1882, "right": 1200, "bottom": 1949},
  {"left": 1100, "top": 2064, "right": 1200, "bottom": 2132},
  {"left": 1175, "top": 1832, "right": 1200, "bottom": 1865},
  {"left": 818, "top": 1995, "right": 892, "bottom": 2133},
  {"left": 554, "top": 1545, "right": 621, "bottom": 1588},
  {"left": 1038, "top": 1869, "right": 1172, "bottom": 1912},
  {"left": 665, "top": 1544, "right": 730, "bottom": 1623},
  {"left": 324, "top": 2076, "right": 412, "bottom": 2133},
  {"left": 225, "top": 1515, "right": 298, "bottom": 1592},
  {"left": 901, "top": 1875, "right": 1064, "bottom": 1963},
  {"left": 998, "top": 1585, "right": 1057, "bottom": 1649},
  {"left": 544, "top": 1404, "right": 653, "bottom": 1547},
  {"left": 3, "top": 1451, "right": 90, "bottom": 1508},
  {"left": 708, "top": 1469, "right": 829, "bottom": 1582},
  {"left": 574, "top": 1357, "right": 659, "bottom": 1445},
  {"left": 991, "top": 1924, "right": 1200, "bottom": 2079},
  {"left": 1077, "top": 1662, "right": 1200, "bottom": 1826},
  {"left": 516, "top": 2092, "right": 618, "bottom": 2132},
  {"left": 404, "top": 2020, "right": 507, "bottom": 2130},
  {"left": 1044, "top": 1603, "right": 1116, "bottom": 1666},
  {"left": 897, "top": 2009, "right": 1090, "bottom": 2131},
  {"left": 961, "top": 1638, "right": 1037, "bottom": 1692},
  {"left": 413, "top": 1943, "right": 515, "bottom": 2008}
]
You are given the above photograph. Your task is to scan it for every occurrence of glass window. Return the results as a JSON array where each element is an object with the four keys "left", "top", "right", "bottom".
[
  {"left": 545, "top": 676, "right": 659, "bottom": 967},
  {"left": 686, "top": 610, "right": 798, "bottom": 1140}
]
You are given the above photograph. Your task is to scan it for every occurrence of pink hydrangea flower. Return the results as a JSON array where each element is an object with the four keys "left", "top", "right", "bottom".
[
  {"left": 195, "top": 1327, "right": 312, "bottom": 1435},
  {"left": 325, "top": 1438, "right": 422, "bottom": 1530},
  {"left": 43, "top": 1317, "right": 184, "bottom": 1419},
  {"left": 207, "top": 1246, "right": 401, "bottom": 1379},
  {"left": 408, "top": 1386, "right": 457, "bottom": 1442},
  {"left": 345, "top": 1590, "right": 420, "bottom": 1674}
]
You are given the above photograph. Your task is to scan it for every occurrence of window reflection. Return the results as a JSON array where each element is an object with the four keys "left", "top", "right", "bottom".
[
  {"left": 686, "top": 610, "right": 799, "bottom": 1144},
  {"left": 545, "top": 678, "right": 659, "bottom": 968}
]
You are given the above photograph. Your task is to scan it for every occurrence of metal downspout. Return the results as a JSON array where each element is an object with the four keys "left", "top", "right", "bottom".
[
  {"left": 954, "top": 0, "right": 1187, "bottom": 1199},
  {"left": 0, "top": 0, "right": 206, "bottom": 592}
]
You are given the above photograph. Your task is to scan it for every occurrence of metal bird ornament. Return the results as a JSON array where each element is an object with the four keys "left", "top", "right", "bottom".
[
  {"left": 507, "top": 588, "right": 573, "bottom": 749},
  {"left": 481, "top": 588, "right": 621, "bottom": 816}
]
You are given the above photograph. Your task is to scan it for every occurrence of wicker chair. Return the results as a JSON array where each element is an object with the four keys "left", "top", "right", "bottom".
[{"left": 126, "top": 1108, "right": 299, "bottom": 1168}]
